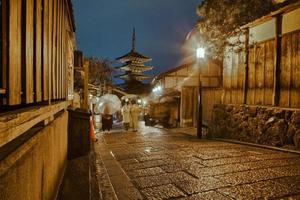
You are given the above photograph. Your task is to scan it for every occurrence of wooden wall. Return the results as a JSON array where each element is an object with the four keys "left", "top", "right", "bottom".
[
  {"left": 223, "top": 49, "right": 245, "bottom": 104},
  {"left": 202, "top": 88, "right": 223, "bottom": 124},
  {"left": 161, "top": 61, "right": 222, "bottom": 90},
  {"left": 181, "top": 86, "right": 198, "bottom": 127},
  {"left": 280, "top": 31, "right": 300, "bottom": 107},
  {"left": 223, "top": 6, "right": 300, "bottom": 108},
  {"left": 0, "top": 0, "right": 75, "bottom": 108},
  {"left": 155, "top": 60, "right": 223, "bottom": 127},
  {"left": 180, "top": 87, "right": 222, "bottom": 127}
]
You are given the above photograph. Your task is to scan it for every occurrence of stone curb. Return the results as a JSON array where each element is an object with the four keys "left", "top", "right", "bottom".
[
  {"left": 157, "top": 126, "right": 300, "bottom": 155},
  {"left": 215, "top": 138, "right": 300, "bottom": 155},
  {"left": 93, "top": 139, "right": 118, "bottom": 200}
]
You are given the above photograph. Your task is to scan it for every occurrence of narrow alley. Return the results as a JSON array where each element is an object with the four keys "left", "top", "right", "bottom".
[{"left": 2, "top": 1, "right": 300, "bottom": 200}]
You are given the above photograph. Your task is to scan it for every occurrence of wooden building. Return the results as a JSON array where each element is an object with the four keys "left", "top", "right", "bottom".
[
  {"left": 0, "top": 0, "right": 75, "bottom": 107},
  {"left": 223, "top": 1, "right": 300, "bottom": 108},
  {"left": 0, "top": 0, "right": 76, "bottom": 199},
  {"left": 209, "top": 1, "right": 300, "bottom": 147},
  {"left": 152, "top": 60, "right": 223, "bottom": 127}
]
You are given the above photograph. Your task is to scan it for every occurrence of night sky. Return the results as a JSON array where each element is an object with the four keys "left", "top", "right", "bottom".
[{"left": 72, "top": 0, "right": 201, "bottom": 82}]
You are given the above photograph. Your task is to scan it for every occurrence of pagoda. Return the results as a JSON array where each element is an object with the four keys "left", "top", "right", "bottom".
[{"left": 115, "top": 29, "right": 153, "bottom": 94}]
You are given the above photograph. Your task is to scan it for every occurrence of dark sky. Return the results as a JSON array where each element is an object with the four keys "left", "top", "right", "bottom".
[{"left": 72, "top": 0, "right": 200, "bottom": 81}]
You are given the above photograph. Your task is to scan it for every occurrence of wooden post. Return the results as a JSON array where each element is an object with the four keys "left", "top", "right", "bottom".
[
  {"left": 243, "top": 29, "right": 249, "bottom": 104},
  {"left": 288, "top": 34, "right": 292, "bottom": 107},
  {"left": 273, "top": 15, "right": 282, "bottom": 106},
  {"left": 197, "top": 65, "right": 202, "bottom": 139},
  {"left": 263, "top": 43, "right": 266, "bottom": 105},
  {"left": 197, "top": 80, "right": 202, "bottom": 139},
  {"left": 83, "top": 60, "right": 89, "bottom": 110},
  {"left": 2, "top": 0, "right": 9, "bottom": 105},
  {"left": 229, "top": 51, "right": 233, "bottom": 104},
  {"left": 253, "top": 45, "right": 257, "bottom": 104},
  {"left": 9, "top": 0, "right": 22, "bottom": 105}
]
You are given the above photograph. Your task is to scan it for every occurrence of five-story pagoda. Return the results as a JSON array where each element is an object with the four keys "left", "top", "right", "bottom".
[{"left": 115, "top": 29, "right": 153, "bottom": 94}]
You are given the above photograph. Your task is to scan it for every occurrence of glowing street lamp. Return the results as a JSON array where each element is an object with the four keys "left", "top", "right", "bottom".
[
  {"left": 142, "top": 100, "right": 147, "bottom": 106},
  {"left": 152, "top": 85, "right": 162, "bottom": 94},
  {"left": 157, "top": 86, "right": 162, "bottom": 92},
  {"left": 196, "top": 47, "right": 205, "bottom": 59},
  {"left": 196, "top": 47, "right": 205, "bottom": 139}
]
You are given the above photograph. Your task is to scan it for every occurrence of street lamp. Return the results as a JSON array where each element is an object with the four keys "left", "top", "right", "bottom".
[
  {"left": 152, "top": 85, "right": 162, "bottom": 94},
  {"left": 196, "top": 47, "right": 205, "bottom": 139},
  {"left": 197, "top": 47, "right": 205, "bottom": 59},
  {"left": 142, "top": 99, "right": 147, "bottom": 106}
]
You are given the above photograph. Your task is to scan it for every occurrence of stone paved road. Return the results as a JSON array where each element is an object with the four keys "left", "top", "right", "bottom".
[{"left": 94, "top": 123, "right": 300, "bottom": 200}]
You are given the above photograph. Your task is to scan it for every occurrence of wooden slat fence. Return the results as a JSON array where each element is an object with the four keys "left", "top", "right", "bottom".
[
  {"left": 223, "top": 6, "right": 300, "bottom": 108},
  {"left": 0, "top": 0, "right": 75, "bottom": 110}
]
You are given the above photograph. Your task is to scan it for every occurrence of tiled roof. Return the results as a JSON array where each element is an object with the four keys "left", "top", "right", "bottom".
[{"left": 116, "top": 50, "right": 152, "bottom": 61}]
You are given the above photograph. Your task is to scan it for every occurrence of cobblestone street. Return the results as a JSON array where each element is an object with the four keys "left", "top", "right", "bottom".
[{"left": 94, "top": 124, "right": 300, "bottom": 200}]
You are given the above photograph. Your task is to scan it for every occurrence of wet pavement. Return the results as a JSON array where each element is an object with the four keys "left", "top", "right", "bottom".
[{"left": 93, "top": 123, "right": 300, "bottom": 200}]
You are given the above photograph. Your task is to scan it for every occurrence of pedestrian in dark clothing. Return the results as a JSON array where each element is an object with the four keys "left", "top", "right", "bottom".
[{"left": 101, "top": 106, "right": 113, "bottom": 133}]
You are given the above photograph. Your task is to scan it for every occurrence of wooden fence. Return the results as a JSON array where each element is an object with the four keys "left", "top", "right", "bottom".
[
  {"left": 181, "top": 87, "right": 222, "bottom": 127},
  {"left": 223, "top": 4, "right": 300, "bottom": 108},
  {"left": 0, "top": 0, "right": 76, "bottom": 110}
]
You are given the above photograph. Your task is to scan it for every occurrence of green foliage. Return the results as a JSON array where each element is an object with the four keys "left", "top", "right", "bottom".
[{"left": 196, "top": 0, "right": 275, "bottom": 57}]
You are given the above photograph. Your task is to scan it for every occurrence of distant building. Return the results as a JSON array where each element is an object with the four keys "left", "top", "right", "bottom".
[
  {"left": 115, "top": 29, "right": 153, "bottom": 94},
  {"left": 151, "top": 60, "right": 223, "bottom": 128}
]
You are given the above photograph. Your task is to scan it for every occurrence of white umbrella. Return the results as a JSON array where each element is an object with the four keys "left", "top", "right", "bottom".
[
  {"left": 121, "top": 94, "right": 138, "bottom": 100},
  {"left": 160, "top": 96, "right": 175, "bottom": 103},
  {"left": 97, "top": 94, "right": 121, "bottom": 115},
  {"left": 91, "top": 96, "right": 98, "bottom": 104}
]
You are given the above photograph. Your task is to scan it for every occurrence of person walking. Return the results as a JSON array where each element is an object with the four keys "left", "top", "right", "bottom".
[
  {"left": 121, "top": 100, "right": 131, "bottom": 131},
  {"left": 101, "top": 105, "right": 113, "bottom": 133},
  {"left": 130, "top": 100, "right": 141, "bottom": 132}
]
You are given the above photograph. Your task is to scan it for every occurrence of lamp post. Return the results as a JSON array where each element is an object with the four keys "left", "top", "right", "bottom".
[{"left": 196, "top": 47, "right": 205, "bottom": 139}]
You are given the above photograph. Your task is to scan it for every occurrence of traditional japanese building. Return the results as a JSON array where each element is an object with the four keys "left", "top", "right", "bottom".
[{"left": 115, "top": 29, "right": 153, "bottom": 94}]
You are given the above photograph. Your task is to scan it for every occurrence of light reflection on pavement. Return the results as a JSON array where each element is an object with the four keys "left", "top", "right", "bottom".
[{"left": 93, "top": 121, "right": 300, "bottom": 200}]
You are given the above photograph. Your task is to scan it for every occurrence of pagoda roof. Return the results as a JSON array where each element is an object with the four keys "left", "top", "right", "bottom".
[
  {"left": 115, "top": 73, "right": 152, "bottom": 81},
  {"left": 116, "top": 50, "right": 152, "bottom": 62},
  {"left": 116, "top": 63, "right": 153, "bottom": 72}
]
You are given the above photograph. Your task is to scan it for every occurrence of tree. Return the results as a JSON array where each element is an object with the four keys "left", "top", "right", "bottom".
[
  {"left": 196, "top": 0, "right": 280, "bottom": 57},
  {"left": 87, "top": 57, "right": 114, "bottom": 87}
]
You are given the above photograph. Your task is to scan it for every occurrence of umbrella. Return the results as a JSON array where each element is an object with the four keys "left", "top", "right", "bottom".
[
  {"left": 97, "top": 94, "right": 121, "bottom": 115},
  {"left": 121, "top": 94, "right": 138, "bottom": 100},
  {"left": 159, "top": 96, "right": 176, "bottom": 103},
  {"left": 91, "top": 96, "right": 98, "bottom": 104}
]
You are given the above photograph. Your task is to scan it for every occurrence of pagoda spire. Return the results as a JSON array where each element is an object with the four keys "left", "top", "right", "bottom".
[
  {"left": 132, "top": 28, "right": 136, "bottom": 52},
  {"left": 115, "top": 28, "right": 153, "bottom": 86}
]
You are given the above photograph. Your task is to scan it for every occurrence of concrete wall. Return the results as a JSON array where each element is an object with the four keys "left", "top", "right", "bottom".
[
  {"left": 210, "top": 104, "right": 300, "bottom": 148},
  {"left": 0, "top": 111, "right": 68, "bottom": 200}
]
